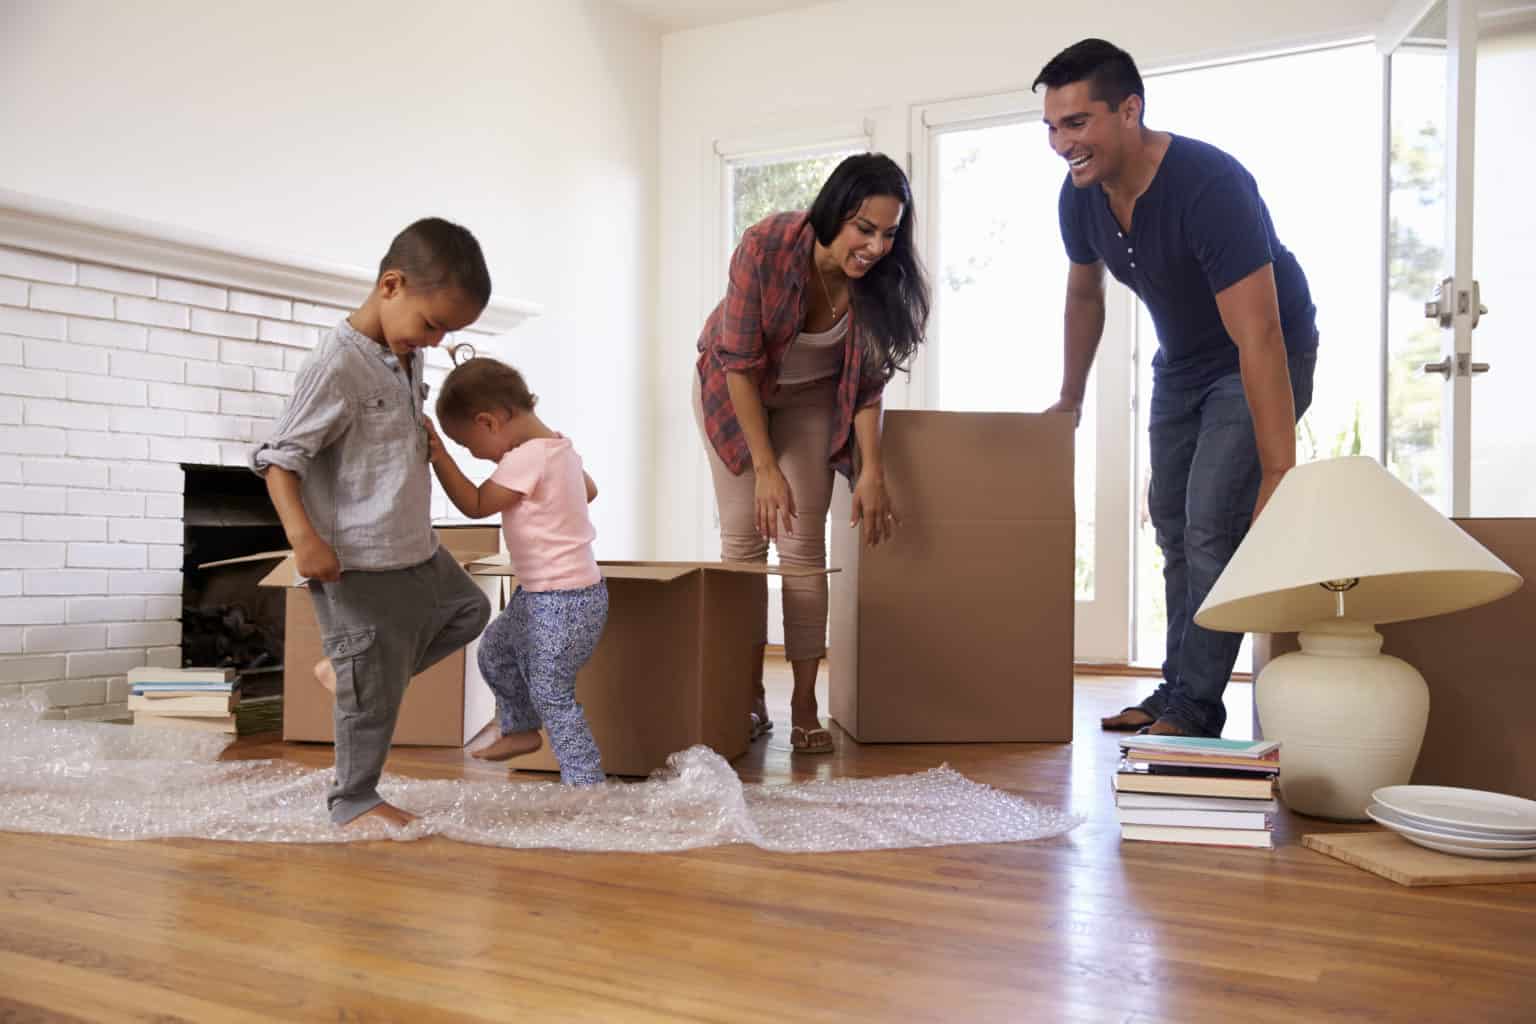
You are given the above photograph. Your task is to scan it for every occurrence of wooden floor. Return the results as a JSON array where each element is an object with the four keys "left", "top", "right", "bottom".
[{"left": 3, "top": 667, "right": 1534, "bottom": 1022}]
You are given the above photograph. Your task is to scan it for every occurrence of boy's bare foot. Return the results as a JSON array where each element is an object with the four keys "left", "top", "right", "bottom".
[
  {"left": 314, "top": 657, "right": 337, "bottom": 695},
  {"left": 350, "top": 802, "right": 417, "bottom": 828},
  {"left": 472, "top": 730, "right": 542, "bottom": 761}
]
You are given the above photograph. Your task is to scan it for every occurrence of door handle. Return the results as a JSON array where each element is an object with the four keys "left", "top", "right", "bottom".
[
  {"left": 1424, "top": 278, "right": 1454, "bottom": 328},
  {"left": 1422, "top": 355, "right": 1491, "bottom": 379},
  {"left": 1424, "top": 278, "right": 1489, "bottom": 328}
]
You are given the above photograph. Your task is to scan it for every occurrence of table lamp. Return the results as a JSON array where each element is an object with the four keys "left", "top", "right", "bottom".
[{"left": 1194, "top": 456, "right": 1522, "bottom": 820}]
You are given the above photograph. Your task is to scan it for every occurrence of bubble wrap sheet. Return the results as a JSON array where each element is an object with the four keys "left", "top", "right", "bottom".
[{"left": 0, "top": 697, "right": 1081, "bottom": 852}]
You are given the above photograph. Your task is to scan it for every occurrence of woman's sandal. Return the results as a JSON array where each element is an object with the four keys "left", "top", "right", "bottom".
[
  {"left": 789, "top": 725, "right": 834, "bottom": 754},
  {"left": 749, "top": 710, "right": 774, "bottom": 740}
]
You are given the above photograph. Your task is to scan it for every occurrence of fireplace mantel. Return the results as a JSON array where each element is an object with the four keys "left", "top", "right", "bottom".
[{"left": 0, "top": 188, "right": 541, "bottom": 335}]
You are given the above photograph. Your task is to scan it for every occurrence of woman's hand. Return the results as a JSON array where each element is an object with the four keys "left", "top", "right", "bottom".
[
  {"left": 850, "top": 470, "right": 897, "bottom": 547},
  {"left": 293, "top": 532, "right": 341, "bottom": 583},
  {"left": 754, "top": 464, "right": 797, "bottom": 542}
]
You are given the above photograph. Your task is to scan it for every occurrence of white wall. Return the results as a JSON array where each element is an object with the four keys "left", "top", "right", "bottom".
[
  {"left": 0, "top": 0, "right": 660, "bottom": 556},
  {"left": 653, "top": 0, "right": 1395, "bottom": 560}
]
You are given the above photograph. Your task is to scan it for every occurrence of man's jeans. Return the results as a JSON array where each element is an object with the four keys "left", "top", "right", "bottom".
[{"left": 1136, "top": 350, "right": 1316, "bottom": 736}]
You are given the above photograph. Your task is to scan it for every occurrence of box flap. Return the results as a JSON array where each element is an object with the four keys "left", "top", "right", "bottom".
[
  {"left": 596, "top": 564, "right": 701, "bottom": 582},
  {"left": 878, "top": 410, "right": 1074, "bottom": 522},
  {"left": 258, "top": 555, "right": 302, "bottom": 588},
  {"left": 252, "top": 533, "right": 498, "bottom": 588},
  {"left": 198, "top": 550, "right": 291, "bottom": 570},
  {"left": 466, "top": 560, "right": 834, "bottom": 584},
  {"left": 466, "top": 561, "right": 698, "bottom": 583},
  {"left": 601, "top": 560, "right": 835, "bottom": 578}
]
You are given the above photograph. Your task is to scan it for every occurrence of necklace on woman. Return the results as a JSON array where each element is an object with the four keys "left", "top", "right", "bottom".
[{"left": 814, "top": 262, "right": 845, "bottom": 317}]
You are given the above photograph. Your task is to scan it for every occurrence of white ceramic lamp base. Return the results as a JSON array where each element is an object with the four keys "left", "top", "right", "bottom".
[{"left": 1255, "top": 619, "right": 1429, "bottom": 821}]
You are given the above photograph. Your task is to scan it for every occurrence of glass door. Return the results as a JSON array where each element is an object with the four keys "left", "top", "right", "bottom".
[
  {"left": 910, "top": 92, "right": 1135, "bottom": 663},
  {"left": 1123, "top": 44, "right": 1384, "bottom": 666},
  {"left": 1380, "top": 0, "right": 1536, "bottom": 515}
]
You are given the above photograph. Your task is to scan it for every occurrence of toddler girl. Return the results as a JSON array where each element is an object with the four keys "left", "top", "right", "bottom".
[{"left": 428, "top": 357, "right": 608, "bottom": 785}]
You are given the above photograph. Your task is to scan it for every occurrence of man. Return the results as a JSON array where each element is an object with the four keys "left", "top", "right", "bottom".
[{"left": 1034, "top": 39, "right": 1318, "bottom": 738}]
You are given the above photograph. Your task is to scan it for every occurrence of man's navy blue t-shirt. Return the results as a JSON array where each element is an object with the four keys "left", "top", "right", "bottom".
[{"left": 1059, "top": 134, "right": 1319, "bottom": 390}]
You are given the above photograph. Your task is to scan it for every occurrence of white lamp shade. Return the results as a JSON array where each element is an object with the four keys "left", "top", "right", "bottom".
[{"left": 1195, "top": 456, "right": 1522, "bottom": 633}]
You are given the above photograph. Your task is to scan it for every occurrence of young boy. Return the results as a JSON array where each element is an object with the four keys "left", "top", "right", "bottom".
[{"left": 250, "top": 218, "right": 494, "bottom": 826}]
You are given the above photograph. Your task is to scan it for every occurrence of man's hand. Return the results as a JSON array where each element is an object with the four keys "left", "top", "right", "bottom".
[
  {"left": 1046, "top": 397, "right": 1084, "bottom": 428},
  {"left": 294, "top": 532, "right": 341, "bottom": 582}
]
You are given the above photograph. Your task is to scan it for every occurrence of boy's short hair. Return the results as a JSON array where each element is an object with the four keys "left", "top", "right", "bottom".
[
  {"left": 379, "top": 218, "right": 492, "bottom": 308},
  {"left": 435, "top": 354, "right": 537, "bottom": 425},
  {"left": 1032, "top": 39, "right": 1146, "bottom": 120}
]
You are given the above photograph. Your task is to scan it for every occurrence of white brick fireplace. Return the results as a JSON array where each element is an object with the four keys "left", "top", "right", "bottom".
[{"left": 0, "top": 189, "right": 536, "bottom": 719}]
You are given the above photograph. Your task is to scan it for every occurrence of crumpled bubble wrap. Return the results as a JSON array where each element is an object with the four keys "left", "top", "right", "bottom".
[{"left": 0, "top": 696, "right": 1081, "bottom": 851}]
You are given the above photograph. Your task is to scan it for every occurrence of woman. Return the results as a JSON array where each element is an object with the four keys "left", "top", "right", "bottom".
[{"left": 693, "top": 153, "right": 930, "bottom": 753}]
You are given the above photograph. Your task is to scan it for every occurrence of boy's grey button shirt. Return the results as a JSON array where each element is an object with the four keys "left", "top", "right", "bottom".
[{"left": 250, "top": 319, "right": 438, "bottom": 571}]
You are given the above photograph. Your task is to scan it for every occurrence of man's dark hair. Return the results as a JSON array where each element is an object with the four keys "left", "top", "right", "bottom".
[
  {"left": 378, "top": 217, "right": 492, "bottom": 309},
  {"left": 1032, "top": 38, "right": 1146, "bottom": 119}
]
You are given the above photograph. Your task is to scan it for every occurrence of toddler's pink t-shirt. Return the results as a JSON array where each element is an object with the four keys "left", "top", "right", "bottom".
[{"left": 489, "top": 437, "right": 600, "bottom": 592}]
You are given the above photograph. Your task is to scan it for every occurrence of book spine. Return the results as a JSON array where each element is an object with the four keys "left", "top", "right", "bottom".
[
  {"left": 1120, "top": 825, "right": 1274, "bottom": 848},
  {"left": 1117, "top": 809, "right": 1272, "bottom": 829}
]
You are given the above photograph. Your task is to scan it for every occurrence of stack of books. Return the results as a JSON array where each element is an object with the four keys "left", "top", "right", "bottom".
[
  {"left": 234, "top": 694, "right": 283, "bottom": 735},
  {"left": 1114, "top": 735, "right": 1282, "bottom": 848},
  {"left": 128, "top": 666, "right": 240, "bottom": 734}
]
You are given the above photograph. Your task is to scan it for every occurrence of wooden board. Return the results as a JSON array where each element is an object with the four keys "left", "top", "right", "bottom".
[{"left": 1303, "top": 831, "right": 1536, "bottom": 887}]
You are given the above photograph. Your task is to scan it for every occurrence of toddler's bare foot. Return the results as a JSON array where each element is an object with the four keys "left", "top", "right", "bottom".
[
  {"left": 350, "top": 802, "right": 417, "bottom": 828},
  {"left": 472, "top": 730, "right": 542, "bottom": 761},
  {"left": 313, "top": 657, "right": 336, "bottom": 695}
]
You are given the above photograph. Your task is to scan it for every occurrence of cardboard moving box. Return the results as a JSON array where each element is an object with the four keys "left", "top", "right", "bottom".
[
  {"left": 470, "top": 559, "right": 829, "bottom": 778},
  {"left": 1253, "top": 517, "right": 1533, "bottom": 799},
  {"left": 234, "top": 524, "right": 505, "bottom": 747},
  {"left": 830, "top": 410, "right": 1075, "bottom": 743}
]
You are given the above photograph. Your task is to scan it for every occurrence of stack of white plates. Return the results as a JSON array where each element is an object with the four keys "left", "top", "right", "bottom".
[{"left": 1368, "top": 785, "right": 1536, "bottom": 859}]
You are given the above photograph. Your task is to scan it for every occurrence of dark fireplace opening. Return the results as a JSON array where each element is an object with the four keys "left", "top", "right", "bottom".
[{"left": 181, "top": 464, "right": 287, "bottom": 697}]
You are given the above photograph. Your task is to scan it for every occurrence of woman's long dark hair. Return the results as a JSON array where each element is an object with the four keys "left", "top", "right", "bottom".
[{"left": 807, "top": 153, "right": 930, "bottom": 381}]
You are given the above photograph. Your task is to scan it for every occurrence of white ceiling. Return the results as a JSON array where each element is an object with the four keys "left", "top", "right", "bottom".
[{"left": 612, "top": 0, "right": 830, "bottom": 32}]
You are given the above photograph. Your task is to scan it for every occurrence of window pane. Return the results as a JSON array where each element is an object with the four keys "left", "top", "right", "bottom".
[
  {"left": 729, "top": 151, "right": 853, "bottom": 250},
  {"left": 932, "top": 119, "right": 1097, "bottom": 601}
]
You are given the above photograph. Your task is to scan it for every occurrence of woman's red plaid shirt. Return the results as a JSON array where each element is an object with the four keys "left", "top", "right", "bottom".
[{"left": 695, "top": 211, "right": 887, "bottom": 481}]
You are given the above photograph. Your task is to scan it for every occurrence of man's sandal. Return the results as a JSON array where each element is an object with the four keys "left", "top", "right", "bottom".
[
  {"left": 1101, "top": 707, "right": 1155, "bottom": 731},
  {"left": 790, "top": 725, "right": 834, "bottom": 754}
]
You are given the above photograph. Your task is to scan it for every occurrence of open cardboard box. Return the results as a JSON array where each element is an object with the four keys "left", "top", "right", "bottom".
[
  {"left": 829, "top": 410, "right": 1075, "bottom": 743},
  {"left": 469, "top": 558, "right": 830, "bottom": 777},
  {"left": 214, "top": 524, "right": 506, "bottom": 747}
]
